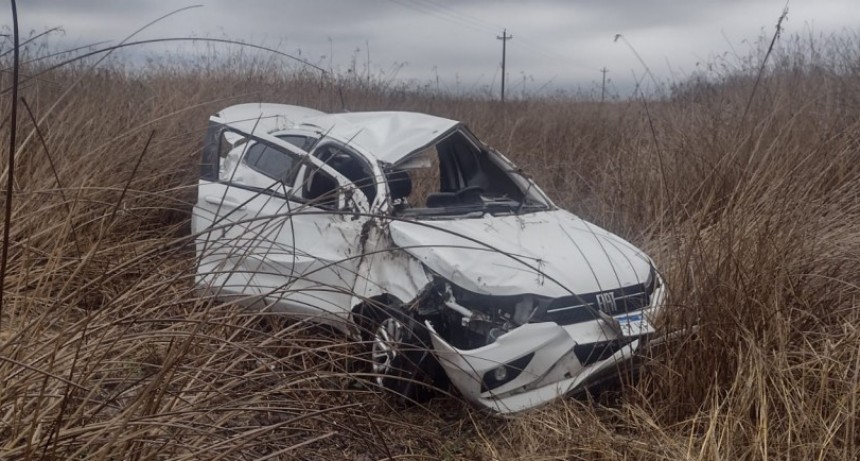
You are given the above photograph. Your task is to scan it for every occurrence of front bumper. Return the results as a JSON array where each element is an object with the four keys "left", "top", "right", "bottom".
[{"left": 426, "top": 287, "right": 664, "bottom": 414}]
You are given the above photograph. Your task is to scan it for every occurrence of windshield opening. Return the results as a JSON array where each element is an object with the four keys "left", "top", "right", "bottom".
[{"left": 389, "top": 131, "right": 549, "bottom": 217}]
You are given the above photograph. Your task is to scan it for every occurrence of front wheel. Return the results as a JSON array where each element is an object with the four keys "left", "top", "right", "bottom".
[{"left": 357, "top": 302, "right": 443, "bottom": 402}]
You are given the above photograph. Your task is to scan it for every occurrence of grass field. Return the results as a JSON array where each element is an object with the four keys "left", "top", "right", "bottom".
[{"left": 0, "top": 29, "right": 859, "bottom": 460}]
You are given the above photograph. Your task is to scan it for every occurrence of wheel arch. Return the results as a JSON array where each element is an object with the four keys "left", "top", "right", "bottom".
[{"left": 350, "top": 293, "right": 406, "bottom": 340}]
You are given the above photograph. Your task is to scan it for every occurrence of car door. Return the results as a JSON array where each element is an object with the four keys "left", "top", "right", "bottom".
[{"left": 193, "top": 120, "right": 372, "bottom": 322}]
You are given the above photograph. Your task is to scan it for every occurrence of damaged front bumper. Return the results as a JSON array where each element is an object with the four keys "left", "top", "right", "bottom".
[{"left": 426, "top": 286, "right": 665, "bottom": 414}]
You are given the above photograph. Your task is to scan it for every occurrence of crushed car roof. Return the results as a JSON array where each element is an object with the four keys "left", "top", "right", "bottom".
[
  {"left": 299, "top": 111, "right": 460, "bottom": 164},
  {"left": 214, "top": 103, "right": 326, "bottom": 136},
  {"left": 214, "top": 103, "right": 461, "bottom": 164}
]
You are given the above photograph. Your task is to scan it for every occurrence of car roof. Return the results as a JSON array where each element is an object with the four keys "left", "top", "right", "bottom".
[
  {"left": 214, "top": 103, "right": 461, "bottom": 164},
  {"left": 298, "top": 111, "right": 460, "bottom": 164},
  {"left": 214, "top": 103, "right": 326, "bottom": 136}
]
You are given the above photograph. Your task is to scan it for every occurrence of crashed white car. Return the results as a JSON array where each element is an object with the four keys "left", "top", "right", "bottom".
[{"left": 192, "top": 103, "right": 666, "bottom": 414}]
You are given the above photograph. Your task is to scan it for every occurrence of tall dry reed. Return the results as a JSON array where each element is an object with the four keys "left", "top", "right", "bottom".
[{"left": 0, "top": 28, "right": 858, "bottom": 460}]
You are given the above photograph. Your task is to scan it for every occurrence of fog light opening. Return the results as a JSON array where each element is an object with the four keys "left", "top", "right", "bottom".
[
  {"left": 480, "top": 352, "right": 535, "bottom": 393},
  {"left": 493, "top": 366, "right": 508, "bottom": 382}
]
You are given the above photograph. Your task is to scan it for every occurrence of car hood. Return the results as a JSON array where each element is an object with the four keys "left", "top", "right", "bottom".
[{"left": 389, "top": 209, "right": 653, "bottom": 298}]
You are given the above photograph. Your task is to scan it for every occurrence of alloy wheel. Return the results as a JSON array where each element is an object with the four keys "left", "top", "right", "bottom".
[{"left": 371, "top": 317, "right": 406, "bottom": 385}]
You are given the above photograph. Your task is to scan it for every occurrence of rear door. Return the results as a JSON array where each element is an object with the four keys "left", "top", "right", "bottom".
[{"left": 192, "top": 120, "right": 371, "bottom": 321}]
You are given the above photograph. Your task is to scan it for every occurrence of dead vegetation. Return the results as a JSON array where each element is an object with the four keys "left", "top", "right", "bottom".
[{"left": 0, "top": 28, "right": 859, "bottom": 460}]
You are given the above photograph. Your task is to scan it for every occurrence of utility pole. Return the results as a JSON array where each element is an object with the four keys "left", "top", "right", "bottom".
[
  {"left": 497, "top": 29, "right": 513, "bottom": 102},
  {"left": 600, "top": 67, "right": 609, "bottom": 103},
  {"left": 521, "top": 72, "right": 526, "bottom": 99}
]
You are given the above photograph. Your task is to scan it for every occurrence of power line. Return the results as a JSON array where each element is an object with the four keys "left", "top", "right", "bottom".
[
  {"left": 385, "top": 0, "right": 491, "bottom": 35},
  {"left": 405, "top": 0, "right": 581, "bottom": 68},
  {"left": 392, "top": 0, "right": 569, "bottom": 64},
  {"left": 412, "top": 0, "right": 502, "bottom": 32},
  {"left": 384, "top": 0, "right": 595, "bottom": 93}
]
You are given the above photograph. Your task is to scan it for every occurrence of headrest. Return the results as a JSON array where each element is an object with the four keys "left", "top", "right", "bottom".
[{"left": 385, "top": 170, "right": 412, "bottom": 201}]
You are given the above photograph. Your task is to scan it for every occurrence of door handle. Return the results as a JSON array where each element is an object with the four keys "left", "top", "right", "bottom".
[{"left": 204, "top": 195, "right": 246, "bottom": 210}]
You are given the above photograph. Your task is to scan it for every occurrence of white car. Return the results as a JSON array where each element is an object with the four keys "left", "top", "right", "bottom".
[{"left": 192, "top": 103, "right": 666, "bottom": 414}]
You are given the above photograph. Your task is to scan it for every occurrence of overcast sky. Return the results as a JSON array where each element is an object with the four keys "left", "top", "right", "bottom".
[{"left": 13, "top": 0, "right": 860, "bottom": 97}]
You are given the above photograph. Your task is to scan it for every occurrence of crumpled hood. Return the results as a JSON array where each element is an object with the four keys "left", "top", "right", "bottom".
[{"left": 389, "top": 210, "right": 653, "bottom": 298}]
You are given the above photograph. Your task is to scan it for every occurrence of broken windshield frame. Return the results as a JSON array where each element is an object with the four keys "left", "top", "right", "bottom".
[{"left": 388, "top": 128, "right": 552, "bottom": 218}]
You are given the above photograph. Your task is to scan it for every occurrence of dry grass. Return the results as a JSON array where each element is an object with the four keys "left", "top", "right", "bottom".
[{"left": 0, "top": 28, "right": 859, "bottom": 460}]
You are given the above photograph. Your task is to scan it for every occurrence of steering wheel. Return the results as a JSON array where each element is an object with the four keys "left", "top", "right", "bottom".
[{"left": 455, "top": 185, "right": 484, "bottom": 201}]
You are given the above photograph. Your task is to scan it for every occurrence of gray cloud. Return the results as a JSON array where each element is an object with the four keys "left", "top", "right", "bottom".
[{"left": 12, "top": 0, "right": 860, "bottom": 96}]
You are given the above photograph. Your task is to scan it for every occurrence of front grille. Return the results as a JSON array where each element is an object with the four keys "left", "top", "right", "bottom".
[{"left": 534, "top": 279, "right": 653, "bottom": 326}]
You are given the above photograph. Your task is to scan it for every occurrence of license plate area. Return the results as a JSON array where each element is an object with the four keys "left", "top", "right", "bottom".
[{"left": 614, "top": 311, "right": 654, "bottom": 337}]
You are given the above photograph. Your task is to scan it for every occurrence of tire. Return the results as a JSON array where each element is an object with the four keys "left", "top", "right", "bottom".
[{"left": 355, "top": 301, "right": 442, "bottom": 402}]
